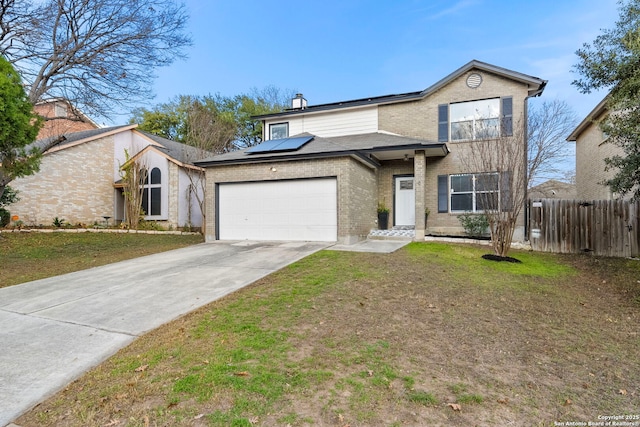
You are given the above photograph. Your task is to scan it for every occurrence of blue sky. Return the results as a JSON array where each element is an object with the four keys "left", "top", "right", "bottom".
[
  {"left": 148, "top": 0, "right": 619, "bottom": 119},
  {"left": 140, "top": 0, "right": 621, "bottom": 177}
]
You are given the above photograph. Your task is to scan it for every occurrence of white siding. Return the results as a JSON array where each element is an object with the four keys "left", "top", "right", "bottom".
[{"left": 266, "top": 106, "right": 378, "bottom": 138}]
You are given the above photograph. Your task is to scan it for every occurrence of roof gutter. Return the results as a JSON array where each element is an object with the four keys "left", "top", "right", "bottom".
[{"left": 195, "top": 142, "right": 449, "bottom": 169}]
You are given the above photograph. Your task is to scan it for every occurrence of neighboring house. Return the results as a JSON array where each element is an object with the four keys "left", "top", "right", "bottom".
[
  {"left": 529, "top": 179, "right": 577, "bottom": 200},
  {"left": 197, "top": 60, "right": 547, "bottom": 244},
  {"left": 34, "top": 99, "right": 100, "bottom": 139},
  {"left": 10, "top": 125, "right": 208, "bottom": 229},
  {"left": 567, "top": 96, "right": 627, "bottom": 200}
]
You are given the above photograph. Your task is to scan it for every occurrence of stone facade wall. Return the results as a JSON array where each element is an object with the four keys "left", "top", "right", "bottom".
[
  {"left": 168, "top": 162, "right": 180, "bottom": 228},
  {"left": 204, "top": 157, "right": 377, "bottom": 244},
  {"left": 10, "top": 137, "right": 114, "bottom": 226},
  {"left": 575, "top": 118, "right": 623, "bottom": 200}
]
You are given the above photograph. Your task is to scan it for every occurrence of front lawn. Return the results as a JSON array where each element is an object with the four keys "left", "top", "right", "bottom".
[
  {"left": 16, "top": 242, "right": 640, "bottom": 426},
  {"left": 0, "top": 231, "right": 204, "bottom": 288}
]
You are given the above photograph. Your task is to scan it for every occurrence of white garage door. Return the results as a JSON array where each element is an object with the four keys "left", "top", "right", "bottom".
[{"left": 218, "top": 178, "right": 337, "bottom": 241}]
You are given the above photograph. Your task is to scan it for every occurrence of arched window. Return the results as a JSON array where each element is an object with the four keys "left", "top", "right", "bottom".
[{"left": 142, "top": 167, "right": 161, "bottom": 216}]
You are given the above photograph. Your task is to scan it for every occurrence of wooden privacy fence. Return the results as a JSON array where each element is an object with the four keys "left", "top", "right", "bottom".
[{"left": 529, "top": 199, "right": 640, "bottom": 257}]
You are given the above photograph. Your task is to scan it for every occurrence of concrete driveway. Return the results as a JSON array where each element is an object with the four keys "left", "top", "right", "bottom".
[{"left": 0, "top": 240, "right": 328, "bottom": 427}]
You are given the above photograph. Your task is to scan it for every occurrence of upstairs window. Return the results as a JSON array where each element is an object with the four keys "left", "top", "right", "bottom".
[
  {"left": 438, "top": 97, "right": 513, "bottom": 142},
  {"left": 269, "top": 122, "right": 288, "bottom": 140},
  {"left": 450, "top": 98, "right": 500, "bottom": 141}
]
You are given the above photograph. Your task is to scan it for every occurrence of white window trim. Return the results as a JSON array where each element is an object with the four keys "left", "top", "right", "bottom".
[
  {"left": 269, "top": 122, "right": 289, "bottom": 140},
  {"left": 449, "top": 98, "right": 500, "bottom": 142},
  {"left": 449, "top": 172, "right": 500, "bottom": 213}
]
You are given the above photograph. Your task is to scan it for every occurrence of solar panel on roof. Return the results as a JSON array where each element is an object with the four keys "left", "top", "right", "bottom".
[
  {"left": 272, "top": 136, "right": 314, "bottom": 151},
  {"left": 245, "top": 139, "right": 283, "bottom": 153},
  {"left": 246, "top": 136, "right": 314, "bottom": 154}
]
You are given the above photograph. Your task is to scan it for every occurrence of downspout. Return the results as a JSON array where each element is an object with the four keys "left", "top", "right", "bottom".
[{"left": 524, "top": 83, "right": 547, "bottom": 241}]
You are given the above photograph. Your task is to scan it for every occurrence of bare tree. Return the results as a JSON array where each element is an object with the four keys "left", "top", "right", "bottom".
[
  {"left": 0, "top": 0, "right": 191, "bottom": 121},
  {"left": 119, "top": 150, "right": 147, "bottom": 229},
  {"left": 458, "top": 117, "right": 528, "bottom": 257},
  {"left": 456, "top": 99, "right": 578, "bottom": 257},
  {"left": 181, "top": 99, "right": 235, "bottom": 232},
  {"left": 527, "top": 99, "right": 579, "bottom": 185}
]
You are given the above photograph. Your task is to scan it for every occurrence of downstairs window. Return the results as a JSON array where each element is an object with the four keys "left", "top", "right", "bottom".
[{"left": 438, "top": 172, "right": 512, "bottom": 213}]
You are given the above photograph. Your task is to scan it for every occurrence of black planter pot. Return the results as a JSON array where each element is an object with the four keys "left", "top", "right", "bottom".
[{"left": 378, "top": 211, "right": 389, "bottom": 230}]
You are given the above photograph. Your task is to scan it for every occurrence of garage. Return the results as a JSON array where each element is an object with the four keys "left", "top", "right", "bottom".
[{"left": 217, "top": 178, "right": 338, "bottom": 241}]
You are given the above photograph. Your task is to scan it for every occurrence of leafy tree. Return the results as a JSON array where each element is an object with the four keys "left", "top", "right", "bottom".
[
  {"left": 0, "top": 56, "right": 42, "bottom": 200},
  {"left": 0, "top": 184, "right": 18, "bottom": 226},
  {"left": 132, "top": 94, "right": 236, "bottom": 153},
  {"left": 132, "top": 87, "right": 294, "bottom": 232},
  {"left": 572, "top": 0, "right": 640, "bottom": 200},
  {"left": 0, "top": 0, "right": 191, "bottom": 121},
  {"left": 131, "top": 98, "right": 189, "bottom": 142},
  {"left": 233, "top": 86, "right": 299, "bottom": 148},
  {"left": 0, "top": 184, "right": 18, "bottom": 208},
  {"left": 132, "top": 86, "right": 295, "bottom": 152}
]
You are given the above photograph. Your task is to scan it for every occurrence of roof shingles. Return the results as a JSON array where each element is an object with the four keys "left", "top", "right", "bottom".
[
  {"left": 31, "top": 125, "right": 212, "bottom": 166},
  {"left": 196, "top": 132, "right": 447, "bottom": 166}
]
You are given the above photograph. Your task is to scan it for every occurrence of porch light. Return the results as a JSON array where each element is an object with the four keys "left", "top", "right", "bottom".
[
  {"left": 404, "top": 154, "right": 409, "bottom": 161},
  {"left": 270, "top": 166, "right": 277, "bottom": 172}
]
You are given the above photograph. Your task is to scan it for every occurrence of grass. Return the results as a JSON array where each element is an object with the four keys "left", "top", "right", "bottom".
[
  {"left": 14, "top": 241, "right": 640, "bottom": 426},
  {"left": 0, "top": 231, "right": 203, "bottom": 288}
]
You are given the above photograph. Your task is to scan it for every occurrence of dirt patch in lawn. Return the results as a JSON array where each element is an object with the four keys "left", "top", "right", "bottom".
[{"left": 16, "top": 242, "right": 640, "bottom": 427}]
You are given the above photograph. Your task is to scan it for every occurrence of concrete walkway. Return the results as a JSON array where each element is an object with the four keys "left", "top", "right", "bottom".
[
  {"left": 0, "top": 241, "right": 328, "bottom": 427},
  {"left": 328, "top": 239, "right": 410, "bottom": 253}
]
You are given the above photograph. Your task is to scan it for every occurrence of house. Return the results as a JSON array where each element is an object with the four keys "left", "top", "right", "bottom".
[
  {"left": 9, "top": 125, "right": 208, "bottom": 229},
  {"left": 196, "top": 60, "right": 547, "bottom": 244},
  {"left": 566, "top": 97, "right": 627, "bottom": 200},
  {"left": 529, "top": 179, "right": 577, "bottom": 200},
  {"left": 34, "top": 99, "right": 100, "bottom": 139}
]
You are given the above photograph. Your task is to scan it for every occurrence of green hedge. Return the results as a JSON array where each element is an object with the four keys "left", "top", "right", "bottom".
[{"left": 0, "top": 208, "right": 10, "bottom": 227}]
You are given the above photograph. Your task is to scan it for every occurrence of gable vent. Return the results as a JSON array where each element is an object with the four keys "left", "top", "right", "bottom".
[{"left": 466, "top": 73, "right": 482, "bottom": 89}]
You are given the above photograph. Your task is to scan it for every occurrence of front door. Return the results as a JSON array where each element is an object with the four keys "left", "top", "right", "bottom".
[{"left": 394, "top": 176, "right": 415, "bottom": 226}]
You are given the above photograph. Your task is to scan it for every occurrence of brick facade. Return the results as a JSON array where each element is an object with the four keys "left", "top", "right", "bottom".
[
  {"left": 574, "top": 118, "right": 622, "bottom": 200},
  {"left": 204, "top": 157, "right": 377, "bottom": 244},
  {"left": 34, "top": 101, "right": 98, "bottom": 140},
  {"left": 201, "top": 63, "right": 541, "bottom": 243},
  {"left": 379, "top": 71, "right": 530, "bottom": 238},
  {"left": 10, "top": 137, "right": 114, "bottom": 226}
]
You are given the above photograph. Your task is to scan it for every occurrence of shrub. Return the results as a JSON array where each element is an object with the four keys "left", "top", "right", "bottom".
[
  {"left": 458, "top": 212, "right": 489, "bottom": 237},
  {"left": 52, "top": 217, "right": 67, "bottom": 228},
  {"left": 0, "top": 208, "right": 9, "bottom": 227}
]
